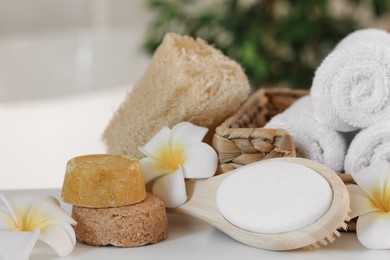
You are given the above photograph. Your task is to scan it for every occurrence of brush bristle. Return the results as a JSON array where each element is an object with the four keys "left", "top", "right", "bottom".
[{"left": 305, "top": 214, "right": 350, "bottom": 250}]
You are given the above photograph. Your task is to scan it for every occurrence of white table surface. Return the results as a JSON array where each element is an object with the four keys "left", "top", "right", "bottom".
[{"left": 2, "top": 189, "right": 390, "bottom": 260}]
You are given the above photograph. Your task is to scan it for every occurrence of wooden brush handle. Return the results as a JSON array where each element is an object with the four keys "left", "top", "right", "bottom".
[
  {"left": 337, "top": 173, "right": 355, "bottom": 184},
  {"left": 337, "top": 173, "right": 356, "bottom": 232}
]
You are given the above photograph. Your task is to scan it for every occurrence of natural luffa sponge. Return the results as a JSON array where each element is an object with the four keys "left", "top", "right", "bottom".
[
  {"left": 61, "top": 154, "right": 146, "bottom": 208},
  {"left": 102, "top": 32, "right": 250, "bottom": 159},
  {"left": 72, "top": 193, "right": 168, "bottom": 247}
]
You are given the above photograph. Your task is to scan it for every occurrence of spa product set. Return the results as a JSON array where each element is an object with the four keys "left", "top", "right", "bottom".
[
  {"left": 61, "top": 154, "right": 168, "bottom": 247},
  {"left": 1, "top": 29, "right": 390, "bottom": 258}
]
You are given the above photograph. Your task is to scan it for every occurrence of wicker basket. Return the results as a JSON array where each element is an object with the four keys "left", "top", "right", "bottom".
[{"left": 212, "top": 87, "right": 309, "bottom": 174}]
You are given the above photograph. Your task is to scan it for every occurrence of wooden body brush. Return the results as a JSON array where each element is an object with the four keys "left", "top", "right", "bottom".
[{"left": 170, "top": 157, "right": 350, "bottom": 251}]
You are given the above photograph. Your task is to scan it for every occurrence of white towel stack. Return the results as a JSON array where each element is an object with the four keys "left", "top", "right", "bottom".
[
  {"left": 336, "top": 28, "right": 390, "bottom": 49},
  {"left": 265, "top": 96, "right": 346, "bottom": 172},
  {"left": 270, "top": 28, "right": 390, "bottom": 173},
  {"left": 314, "top": 28, "right": 390, "bottom": 172},
  {"left": 344, "top": 120, "right": 390, "bottom": 173},
  {"left": 311, "top": 41, "right": 390, "bottom": 131}
]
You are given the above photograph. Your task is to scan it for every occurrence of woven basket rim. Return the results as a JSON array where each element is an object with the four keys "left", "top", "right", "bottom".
[{"left": 215, "top": 87, "right": 309, "bottom": 137}]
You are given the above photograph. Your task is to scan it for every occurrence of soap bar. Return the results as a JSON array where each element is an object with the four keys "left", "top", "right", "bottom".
[
  {"left": 61, "top": 154, "right": 146, "bottom": 208},
  {"left": 216, "top": 161, "right": 332, "bottom": 234}
]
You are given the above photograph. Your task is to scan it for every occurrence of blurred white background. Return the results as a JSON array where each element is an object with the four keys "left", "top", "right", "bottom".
[
  {"left": 0, "top": 0, "right": 152, "bottom": 189},
  {"left": 0, "top": 0, "right": 152, "bottom": 102}
]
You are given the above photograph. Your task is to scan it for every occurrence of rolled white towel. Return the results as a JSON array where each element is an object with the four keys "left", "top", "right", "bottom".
[
  {"left": 344, "top": 120, "right": 390, "bottom": 173},
  {"left": 336, "top": 28, "right": 390, "bottom": 50},
  {"left": 311, "top": 41, "right": 390, "bottom": 132},
  {"left": 265, "top": 95, "right": 346, "bottom": 172}
]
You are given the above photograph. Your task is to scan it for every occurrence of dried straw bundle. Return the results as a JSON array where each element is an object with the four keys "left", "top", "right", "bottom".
[{"left": 213, "top": 87, "right": 308, "bottom": 174}]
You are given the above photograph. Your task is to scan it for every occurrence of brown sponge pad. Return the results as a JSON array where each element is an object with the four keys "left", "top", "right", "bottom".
[{"left": 72, "top": 193, "right": 168, "bottom": 247}]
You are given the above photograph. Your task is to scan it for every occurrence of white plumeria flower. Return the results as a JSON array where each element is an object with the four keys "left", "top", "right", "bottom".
[
  {"left": 347, "top": 160, "right": 390, "bottom": 249},
  {"left": 0, "top": 194, "right": 76, "bottom": 259},
  {"left": 139, "top": 122, "right": 218, "bottom": 208}
]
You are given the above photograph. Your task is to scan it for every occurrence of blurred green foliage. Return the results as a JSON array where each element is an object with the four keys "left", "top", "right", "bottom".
[{"left": 143, "top": 0, "right": 389, "bottom": 89}]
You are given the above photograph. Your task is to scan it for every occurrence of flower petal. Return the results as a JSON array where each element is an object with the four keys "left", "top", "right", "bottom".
[
  {"left": 0, "top": 230, "right": 39, "bottom": 260},
  {"left": 139, "top": 126, "right": 172, "bottom": 162},
  {"left": 0, "top": 196, "right": 17, "bottom": 230},
  {"left": 347, "top": 184, "right": 379, "bottom": 218},
  {"left": 0, "top": 194, "right": 76, "bottom": 257},
  {"left": 356, "top": 211, "right": 390, "bottom": 249},
  {"left": 0, "top": 194, "right": 40, "bottom": 229},
  {"left": 351, "top": 160, "right": 390, "bottom": 208},
  {"left": 152, "top": 167, "right": 187, "bottom": 208},
  {"left": 181, "top": 142, "right": 218, "bottom": 179},
  {"left": 170, "top": 122, "right": 208, "bottom": 148},
  {"left": 140, "top": 157, "right": 171, "bottom": 183},
  {"left": 37, "top": 219, "right": 76, "bottom": 257},
  {"left": 0, "top": 212, "right": 16, "bottom": 231},
  {"left": 27, "top": 196, "right": 76, "bottom": 230}
]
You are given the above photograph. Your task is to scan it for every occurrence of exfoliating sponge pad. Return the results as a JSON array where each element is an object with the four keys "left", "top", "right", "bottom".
[
  {"left": 72, "top": 193, "right": 168, "bottom": 247},
  {"left": 61, "top": 154, "right": 146, "bottom": 208},
  {"left": 102, "top": 33, "right": 250, "bottom": 159}
]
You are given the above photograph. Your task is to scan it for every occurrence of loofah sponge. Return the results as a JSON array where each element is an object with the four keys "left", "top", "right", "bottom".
[{"left": 102, "top": 33, "right": 250, "bottom": 158}]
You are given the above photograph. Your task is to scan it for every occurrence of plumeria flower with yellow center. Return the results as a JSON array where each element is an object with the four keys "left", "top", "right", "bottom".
[
  {"left": 139, "top": 122, "right": 218, "bottom": 208},
  {"left": 347, "top": 160, "right": 390, "bottom": 249},
  {"left": 0, "top": 194, "right": 76, "bottom": 259}
]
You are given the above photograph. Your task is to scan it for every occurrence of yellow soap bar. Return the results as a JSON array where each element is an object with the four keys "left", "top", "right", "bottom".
[{"left": 61, "top": 154, "right": 146, "bottom": 208}]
